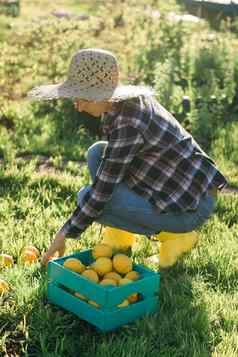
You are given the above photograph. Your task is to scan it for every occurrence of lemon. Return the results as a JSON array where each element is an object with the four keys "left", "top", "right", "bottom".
[
  {"left": 0, "top": 279, "right": 9, "bottom": 294},
  {"left": 112, "top": 254, "right": 132, "bottom": 275},
  {"left": 74, "top": 292, "right": 87, "bottom": 301},
  {"left": 0, "top": 254, "right": 14, "bottom": 268},
  {"left": 81, "top": 269, "right": 99, "bottom": 283},
  {"left": 88, "top": 300, "right": 100, "bottom": 308},
  {"left": 21, "top": 250, "right": 38, "bottom": 264},
  {"left": 91, "top": 257, "right": 112, "bottom": 277},
  {"left": 128, "top": 293, "right": 139, "bottom": 303},
  {"left": 125, "top": 271, "right": 140, "bottom": 281},
  {"left": 63, "top": 258, "right": 85, "bottom": 274},
  {"left": 104, "top": 271, "right": 122, "bottom": 283},
  {"left": 22, "top": 245, "right": 40, "bottom": 257},
  {"left": 118, "top": 278, "right": 133, "bottom": 286},
  {"left": 117, "top": 299, "right": 129, "bottom": 308},
  {"left": 118, "top": 278, "right": 138, "bottom": 303},
  {"left": 100, "top": 278, "right": 117, "bottom": 287},
  {"left": 92, "top": 244, "right": 112, "bottom": 259}
]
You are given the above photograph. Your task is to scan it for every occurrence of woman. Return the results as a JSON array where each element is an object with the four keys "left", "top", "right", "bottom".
[{"left": 27, "top": 48, "right": 227, "bottom": 266}]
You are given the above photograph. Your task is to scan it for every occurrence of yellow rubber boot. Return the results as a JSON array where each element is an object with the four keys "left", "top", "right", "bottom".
[
  {"left": 154, "top": 231, "right": 199, "bottom": 268},
  {"left": 159, "top": 241, "right": 178, "bottom": 268},
  {"left": 101, "top": 226, "right": 136, "bottom": 254}
]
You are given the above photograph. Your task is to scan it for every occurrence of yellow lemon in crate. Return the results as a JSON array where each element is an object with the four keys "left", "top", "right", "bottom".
[
  {"left": 82, "top": 269, "right": 99, "bottom": 283},
  {"left": 100, "top": 278, "right": 117, "bottom": 287},
  {"left": 128, "top": 293, "right": 139, "bottom": 303},
  {"left": 0, "top": 279, "right": 9, "bottom": 294},
  {"left": 63, "top": 258, "right": 85, "bottom": 274},
  {"left": 0, "top": 254, "right": 14, "bottom": 268},
  {"left": 102, "top": 227, "right": 136, "bottom": 252},
  {"left": 118, "top": 278, "right": 133, "bottom": 286},
  {"left": 88, "top": 300, "right": 101, "bottom": 308},
  {"left": 92, "top": 257, "right": 112, "bottom": 277},
  {"left": 104, "top": 271, "right": 122, "bottom": 283},
  {"left": 74, "top": 292, "right": 87, "bottom": 301},
  {"left": 112, "top": 254, "right": 132, "bottom": 275},
  {"left": 125, "top": 271, "right": 140, "bottom": 281},
  {"left": 118, "top": 278, "right": 139, "bottom": 303},
  {"left": 92, "top": 244, "right": 113, "bottom": 259},
  {"left": 117, "top": 299, "right": 130, "bottom": 308}
]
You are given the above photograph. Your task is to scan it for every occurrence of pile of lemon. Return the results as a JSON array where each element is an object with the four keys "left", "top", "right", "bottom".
[
  {"left": 63, "top": 243, "right": 141, "bottom": 309},
  {"left": 0, "top": 246, "right": 40, "bottom": 295}
]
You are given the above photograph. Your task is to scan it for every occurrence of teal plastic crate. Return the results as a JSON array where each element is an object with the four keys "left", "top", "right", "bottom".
[{"left": 47, "top": 249, "right": 160, "bottom": 332}]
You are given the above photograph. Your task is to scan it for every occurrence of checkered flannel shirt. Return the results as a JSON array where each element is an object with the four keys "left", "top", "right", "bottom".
[{"left": 60, "top": 95, "right": 227, "bottom": 238}]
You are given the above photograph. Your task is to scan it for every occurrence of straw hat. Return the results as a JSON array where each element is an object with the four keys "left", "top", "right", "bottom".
[{"left": 27, "top": 48, "right": 154, "bottom": 102}]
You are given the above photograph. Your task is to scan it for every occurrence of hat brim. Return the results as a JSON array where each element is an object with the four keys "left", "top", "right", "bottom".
[{"left": 27, "top": 80, "right": 154, "bottom": 102}]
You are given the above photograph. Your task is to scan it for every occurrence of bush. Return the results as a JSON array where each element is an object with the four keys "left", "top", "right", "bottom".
[{"left": 0, "top": 0, "right": 238, "bottom": 160}]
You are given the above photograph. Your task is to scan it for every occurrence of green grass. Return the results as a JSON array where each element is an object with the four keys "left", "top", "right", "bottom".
[
  {"left": 0, "top": 0, "right": 238, "bottom": 355},
  {"left": 0, "top": 161, "right": 237, "bottom": 356}
]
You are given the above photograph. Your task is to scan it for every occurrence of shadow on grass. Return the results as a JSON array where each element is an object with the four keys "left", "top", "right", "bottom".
[
  {"left": 0, "top": 172, "right": 77, "bottom": 208},
  {"left": 156, "top": 264, "right": 213, "bottom": 356},
  {"left": 0, "top": 174, "right": 30, "bottom": 198},
  {"left": 2, "top": 262, "right": 213, "bottom": 356}
]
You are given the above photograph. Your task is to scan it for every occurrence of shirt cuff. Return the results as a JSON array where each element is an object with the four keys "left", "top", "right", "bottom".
[{"left": 59, "top": 219, "right": 83, "bottom": 239}]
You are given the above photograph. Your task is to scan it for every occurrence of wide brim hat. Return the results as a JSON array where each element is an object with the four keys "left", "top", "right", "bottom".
[{"left": 27, "top": 48, "right": 154, "bottom": 102}]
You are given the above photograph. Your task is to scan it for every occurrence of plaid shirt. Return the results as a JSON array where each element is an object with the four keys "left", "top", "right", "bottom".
[{"left": 60, "top": 95, "right": 227, "bottom": 238}]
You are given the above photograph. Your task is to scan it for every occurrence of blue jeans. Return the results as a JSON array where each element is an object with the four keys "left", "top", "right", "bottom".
[{"left": 77, "top": 141, "right": 216, "bottom": 235}]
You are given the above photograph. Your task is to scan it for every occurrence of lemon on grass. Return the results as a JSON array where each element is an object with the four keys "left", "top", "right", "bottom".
[
  {"left": 0, "top": 279, "right": 9, "bottom": 294},
  {"left": 63, "top": 258, "right": 85, "bottom": 274},
  {"left": 112, "top": 254, "right": 132, "bottom": 275},
  {"left": 91, "top": 257, "right": 112, "bottom": 277},
  {"left": 92, "top": 244, "right": 113, "bottom": 259},
  {"left": 21, "top": 250, "right": 38, "bottom": 264},
  {"left": 22, "top": 245, "right": 40, "bottom": 257},
  {"left": 0, "top": 254, "right": 14, "bottom": 268}
]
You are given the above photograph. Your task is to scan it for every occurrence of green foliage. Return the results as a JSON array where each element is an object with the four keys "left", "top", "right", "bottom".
[
  {"left": 0, "top": 0, "right": 20, "bottom": 17},
  {"left": 210, "top": 122, "right": 238, "bottom": 188},
  {"left": 0, "top": 100, "right": 96, "bottom": 161},
  {"left": 151, "top": 31, "right": 238, "bottom": 153}
]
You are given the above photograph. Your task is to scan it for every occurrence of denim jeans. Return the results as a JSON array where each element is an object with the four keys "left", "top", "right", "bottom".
[{"left": 77, "top": 141, "right": 216, "bottom": 235}]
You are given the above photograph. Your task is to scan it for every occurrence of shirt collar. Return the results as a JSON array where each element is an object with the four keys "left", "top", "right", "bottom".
[{"left": 101, "top": 102, "right": 122, "bottom": 134}]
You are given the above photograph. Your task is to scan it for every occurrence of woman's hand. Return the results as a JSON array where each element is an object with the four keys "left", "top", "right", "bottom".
[{"left": 42, "top": 231, "right": 66, "bottom": 266}]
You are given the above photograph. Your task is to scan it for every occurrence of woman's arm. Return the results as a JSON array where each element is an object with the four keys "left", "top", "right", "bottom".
[{"left": 61, "top": 124, "right": 144, "bottom": 238}]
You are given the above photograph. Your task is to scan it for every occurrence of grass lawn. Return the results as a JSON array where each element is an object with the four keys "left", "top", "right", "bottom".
[{"left": 0, "top": 154, "right": 237, "bottom": 356}]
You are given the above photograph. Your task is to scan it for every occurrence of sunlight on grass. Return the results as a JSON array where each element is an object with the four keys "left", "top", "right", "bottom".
[{"left": 20, "top": 0, "right": 98, "bottom": 20}]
